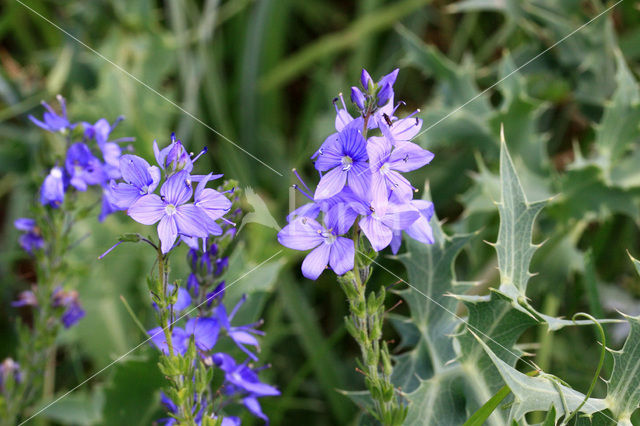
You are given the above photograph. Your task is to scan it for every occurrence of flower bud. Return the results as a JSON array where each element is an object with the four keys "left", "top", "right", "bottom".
[
  {"left": 377, "top": 83, "right": 392, "bottom": 106},
  {"left": 351, "top": 87, "right": 366, "bottom": 110},
  {"left": 360, "top": 69, "right": 373, "bottom": 91}
]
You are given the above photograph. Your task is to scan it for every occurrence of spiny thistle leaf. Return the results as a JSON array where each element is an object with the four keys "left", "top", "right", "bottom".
[
  {"left": 494, "top": 130, "right": 547, "bottom": 302},
  {"left": 472, "top": 332, "right": 608, "bottom": 422},
  {"left": 604, "top": 255, "right": 640, "bottom": 424},
  {"left": 594, "top": 50, "right": 640, "bottom": 166}
]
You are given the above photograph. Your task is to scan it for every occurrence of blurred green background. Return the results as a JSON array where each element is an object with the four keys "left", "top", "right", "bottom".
[{"left": 1, "top": 0, "right": 640, "bottom": 424}]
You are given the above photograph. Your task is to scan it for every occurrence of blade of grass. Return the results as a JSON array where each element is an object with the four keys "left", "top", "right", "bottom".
[{"left": 259, "top": 0, "right": 432, "bottom": 92}]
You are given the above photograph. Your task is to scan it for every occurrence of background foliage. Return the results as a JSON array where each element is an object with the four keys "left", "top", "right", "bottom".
[{"left": 1, "top": 0, "right": 640, "bottom": 424}]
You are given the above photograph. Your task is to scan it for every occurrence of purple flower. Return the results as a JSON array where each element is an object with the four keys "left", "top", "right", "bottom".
[
  {"left": 110, "top": 154, "right": 161, "bottom": 209},
  {"left": 128, "top": 170, "right": 208, "bottom": 253},
  {"left": 184, "top": 317, "right": 220, "bottom": 352},
  {"left": 390, "top": 199, "right": 435, "bottom": 254},
  {"left": 213, "top": 353, "right": 280, "bottom": 398},
  {"left": 14, "top": 218, "right": 44, "bottom": 254},
  {"left": 40, "top": 166, "right": 66, "bottom": 207},
  {"left": 314, "top": 126, "right": 370, "bottom": 200},
  {"left": 28, "top": 95, "right": 75, "bottom": 133},
  {"left": 148, "top": 317, "right": 219, "bottom": 355},
  {"left": 278, "top": 206, "right": 355, "bottom": 280},
  {"left": 99, "top": 185, "right": 120, "bottom": 222},
  {"left": 11, "top": 290, "right": 37, "bottom": 307},
  {"left": 0, "top": 358, "right": 22, "bottom": 391},
  {"left": 51, "top": 287, "right": 85, "bottom": 328},
  {"left": 359, "top": 202, "right": 419, "bottom": 252},
  {"left": 65, "top": 143, "right": 106, "bottom": 191},
  {"left": 216, "top": 295, "right": 264, "bottom": 360},
  {"left": 367, "top": 136, "right": 434, "bottom": 209},
  {"left": 149, "top": 327, "right": 189, "bottom": 355},
  {"left": 153, "top": 134, "right": 193, "bottom": 174},
  {"left": 193, "top": 174, "right": 232, "bottom": 236}
]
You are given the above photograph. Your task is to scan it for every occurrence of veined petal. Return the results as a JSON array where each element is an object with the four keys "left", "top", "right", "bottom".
[
  {"left": 389, "top": 141, "right": 434, "bottom": 172},
  {"left": 277, "top": 217, "right": 324, "bottom": 250},
  {"left": 111, "top": 182, "right": 142, "bottom": 209},
  {"left": 329, "top": 237, "right": 354, "bottom": 275},
  {"left": 325, "top": 204, "right": 357, "bottom": 236},
  {"left": 185, "top": 317, "right": 219, "bottom": 351},
  {"left": 390, "top": 231, "right": 402, "bottom": 254},
  {"left": 147, "top": 166, "right": 161, "bottom": 192},
  {"left": 391, "top": 117, "right": 423, "bottom": 141},
  {"left": 370, "top": 172, "right": 390, "bottom": 212},
  {"left": 367, "top": 136, "right": 392, "bottom": 172},
  {"left": 158, "top": 215, "right": 178, "bottom": 253},
  {"left": 347, "top": 162, "right": 371, "bottom": 201},
  {"left": 314, "top": 136, "right": 343, "bottom": 171},
  {"left": 406, "top": 216, "right": 435, "bottom": 244},
  {"left": 387, "top": 170, "right": 413, "bottom": 202},
  {"left": 381, "top": 204, "right": 419, "bottom": 230},
  {"left": 335, "top": 109, "right": 354, "bottom": 132},
  {"left": 175, "top": 204, "right": 209, "bottom": 238},
  {"left": 120, "top": 155, "right": 152, "bottom": 188},
  {"left": 196, "top": 188, "right": 231, "bottom": 221},
  {"left": 160, "top": 170, "right": 193, "bottom": 205},
  {"left": 128, "top": 194, "right": 165, "bottom": 225},
  {"left": 339, "top": 127, "right": 367, "bottom": 161},
  {"left": 359, "top": 215, "right": 393, "bottom": 252},
  {"left": 413, "top": 199, "right": 435, "bottom": 221},
  {"left": 314, "top": 167, "right": 347, "bottom": 200},
  {"left": 301, "top": 243, "right": 331, "bottom": 280}
]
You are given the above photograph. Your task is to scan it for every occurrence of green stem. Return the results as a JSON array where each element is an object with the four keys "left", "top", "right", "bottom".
[{"left": 340, "top": 235, "right": 405, "bottom": 425}]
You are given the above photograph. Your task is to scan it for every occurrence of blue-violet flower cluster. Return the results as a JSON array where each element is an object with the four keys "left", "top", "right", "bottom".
[{"left": 278, "top": 69, "right": 435, "bottom": 279}]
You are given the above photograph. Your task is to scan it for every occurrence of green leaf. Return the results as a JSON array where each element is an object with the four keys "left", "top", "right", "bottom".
[
  {"left": 494, "top": 133, "right": 547, "bottom": 301},
  {"left": 38, "top": 389, "right": 104, "bottom": 426},
  {"left": 604, "top": 258, "right": 640, "bottom": 423},
  {"left": 594, "top": 50, "right": 640, "bottom": 165},
  {"left": 472, "top": 331, "right": 608, "bottom": 422},
  {"left": 101, "top": 357, "right": 165, "bottom": 425}
]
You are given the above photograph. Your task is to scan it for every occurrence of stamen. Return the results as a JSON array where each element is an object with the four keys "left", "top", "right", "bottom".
[
  {"left": 338, "top": 92, "right": 347, "bottom": 110},
  {"left": 192, "top": 146, "right": 208, "bottom": 163},
  {"left": 292, "top": 168, "right": 311, "bottom": 192},
  {"left": 220, "top": 217, "right": 236, "bottom": 226},
  {"left": 292, "top": 184, "right": 313, "bottom": 201},
  {"left": 392, "top": 100, "right": 406, "bottom": 115},
  {"left": 98, "top": 241, "right": 123, "bottom": 259}
]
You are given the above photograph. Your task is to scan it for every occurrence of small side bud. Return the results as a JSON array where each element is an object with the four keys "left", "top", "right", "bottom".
[{"left": 351, "top": 87, "right": 366, "bottom": 110}]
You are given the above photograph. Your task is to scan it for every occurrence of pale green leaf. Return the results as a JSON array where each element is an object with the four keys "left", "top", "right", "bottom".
[
  {"left": 495, "top": 135, "right": 547, "bottom": 299},
  {"left": 472, "top": 332, "right": 608, "bottom": 422}
]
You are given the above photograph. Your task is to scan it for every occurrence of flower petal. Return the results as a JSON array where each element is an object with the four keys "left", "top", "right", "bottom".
[
  {"left": 359, "top": 216, "right": 393, "bottom": 252},
  {"left": 277, "top": 217, "right": 324, "bottom": 250},
  {"left": 329, "top": 237, "right": 354, "bottom": 275},
  {"left": 128, "top": 194, "right": 165, "bottom": 225},
  {"left": 120, "top": 154, "right": 153, "bottom": 188},
  {"left": 314, "top": 167, "right": 347, "bottom": 200},
  {"left": 160, "top": 170, "right": 193, "bottom": 205},
  {"left": 175, "top": 204, "right": 209, "bottom": 238},
  {"left": 111, "top": 182, "right": 143, "bottom": 209},
  {"left": 389, "top": 141, "right": 434, "bottom": 172},
  {"left": 301, "top": 243, "right": 331, "bottom": 280},
  {"left": 158, "top": 215, "right": 178, "bottom": 253}
]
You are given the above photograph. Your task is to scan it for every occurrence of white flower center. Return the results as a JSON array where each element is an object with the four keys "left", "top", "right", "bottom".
[
  {"left": 139, "top": 185, "right": 149, "bottom": 195},
  {"left": 164, "top": 204, "right": 177, "bottom": 215},
  {"left": 51, "top": 168, "right": 63, "bottom": 178},
  {"left": 380, "top": 163, "right": 390, "bottom": 174},
  {"left": 341, "top": 156, "right": 353, "bottom": 171},
  {"left": 322, "top": 230, "right": 336, "bottom": 244}
]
